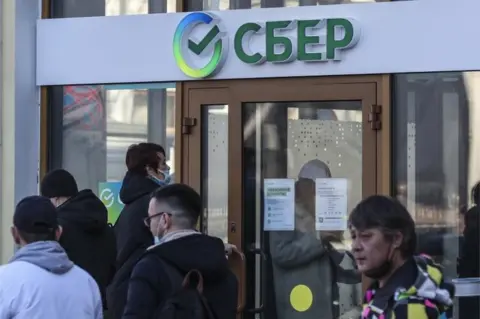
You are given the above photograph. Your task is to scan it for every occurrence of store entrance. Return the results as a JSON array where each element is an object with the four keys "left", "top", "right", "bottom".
[{"left": 179, "top": 76, "right": 387, "bottom": 318}]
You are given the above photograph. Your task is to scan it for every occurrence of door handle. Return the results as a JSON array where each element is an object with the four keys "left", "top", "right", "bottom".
[
  {"left": 244, "top": 244, "right": 268, "bottom": 314},
  {"left": 236, "top": 255, "right": 246, "bottom": 313}
]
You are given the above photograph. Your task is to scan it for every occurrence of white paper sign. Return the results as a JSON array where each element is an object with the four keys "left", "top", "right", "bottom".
[
  {"left": 263, "top": 179, "right": 295, "bottom": 231},
  {"left": 315, "top": 178, "right": 348, "bottom": 231}
]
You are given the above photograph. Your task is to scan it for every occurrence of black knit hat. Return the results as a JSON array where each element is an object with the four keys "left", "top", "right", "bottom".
[{"left": 40, "top": 169, "right": 79, "bottom": 198}]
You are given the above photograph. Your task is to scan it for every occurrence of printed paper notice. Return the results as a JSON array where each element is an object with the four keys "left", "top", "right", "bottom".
[
  {"left": 315, "top": 178, "right": 348, "bottom": 231},
  {"left": 264, "top": 179, "right": 295, "bottom": 231}
]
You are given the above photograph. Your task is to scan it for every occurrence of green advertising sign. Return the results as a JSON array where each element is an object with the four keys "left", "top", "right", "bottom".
[{"left": 174, "top": 13, "right": 360, "bottom": 79}]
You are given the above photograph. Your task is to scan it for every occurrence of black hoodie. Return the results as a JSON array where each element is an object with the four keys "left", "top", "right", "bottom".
[
  {"left": 107, "top": 171, "right": 160, "bottom": 319},
  {"left": 122, "top": 234, "right": 238, "bottom": 319},
  {"left": 57, "top": 189, "right": 116, "bottom": 309}
]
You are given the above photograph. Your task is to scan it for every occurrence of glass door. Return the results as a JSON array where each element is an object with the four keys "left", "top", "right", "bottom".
[{"left": 181, "top": 77, "right": 382, "bottom": 319}]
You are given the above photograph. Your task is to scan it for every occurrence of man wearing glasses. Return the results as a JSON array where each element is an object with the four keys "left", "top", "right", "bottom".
[{"left": 122, "top": 184, "right": 238, "bottom": 319}]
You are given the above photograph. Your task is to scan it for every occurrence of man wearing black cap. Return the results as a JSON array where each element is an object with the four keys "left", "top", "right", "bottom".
[
  {"left": 40, "top": 168, "right": 117, "bottom": 313},
  {"left": 0, "top": 195, "right": 103, "bottom": 318}
]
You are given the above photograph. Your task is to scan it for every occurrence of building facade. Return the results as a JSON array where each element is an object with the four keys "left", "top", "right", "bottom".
[
  {"left": 1, "top": 0, "right": 479, "bottom": 317},
  {"left": 0, "top": 0, "right": 40, "bottom": 263}
]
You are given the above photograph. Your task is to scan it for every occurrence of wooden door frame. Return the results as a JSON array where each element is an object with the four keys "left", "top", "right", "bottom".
[
  {"left": 177, "top": 75, "right": 391, "bottom": 193},
  {"left": 178, "top": 75, "right": 391, "bottom": 314}
]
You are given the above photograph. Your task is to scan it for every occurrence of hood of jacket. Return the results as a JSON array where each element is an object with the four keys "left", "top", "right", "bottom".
[
  {"left": 119, "top": 171, "right": 160, "bottom": 205},
  {"left": 147, "top": 233, "right": 229, "bottom": 283},
  {"left": 10, "top": 241, "right": 74, "bottom": 274},
  {"left": 58, "top": 189, "right": 108, "bottom": 233}
]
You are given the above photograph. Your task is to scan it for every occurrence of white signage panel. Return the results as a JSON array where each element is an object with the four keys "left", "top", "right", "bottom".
[
  {"left": 37, "top": 1, "right": 480, "bottom": 85},
  {"left": 263, "top": 179, "right": 295, "bottom": 231},
  {"left": 315, "top": 178, "right": 348, "bottom": 231}
]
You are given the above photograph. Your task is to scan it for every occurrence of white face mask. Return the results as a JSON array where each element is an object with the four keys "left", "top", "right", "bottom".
[{"left": 153, "top": 214, "right": 166, "bottom": 244}]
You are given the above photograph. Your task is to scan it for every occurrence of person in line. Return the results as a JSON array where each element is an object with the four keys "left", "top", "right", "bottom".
[
  {"left": 0, "top": 196, "right": 103, "bottom": 318},
  {"left": 122, "top": 184, "right": 238, "bottom": 319},
  {"left": 270, "top": 159, "right": 360, "bottom": 319},
  {"left": 349, "top": 195, "right": 454, "bottom": 319},
  {"left": 107, "top": 142, "right": 171, "bottom": 318},
  {"left": 40, "top": 168, "right": 116, "bottom": 313},
  {"left": 458, "top": 181, "right": 480, "bottom": 319}
]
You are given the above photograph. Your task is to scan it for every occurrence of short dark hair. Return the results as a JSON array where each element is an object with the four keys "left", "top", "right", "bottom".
[
  {"left": 349, "top": 195, "right": 417, "bottom": 258},
  {"left": 18, "top": 229, "right": 57, "bottom": 244},
  {"left": 150, "top": 184, "right": 201, "bottom": 228},
  {"left": 125, "top": 143, "right": 165, "bottom": 176}
]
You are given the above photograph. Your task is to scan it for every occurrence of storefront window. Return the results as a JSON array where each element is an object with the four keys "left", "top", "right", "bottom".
[
  {"left": 52, "top": 0, "right": 176, "bottom": 18},
  {"left": 393, "top": 72, "right": 480, "bottom": 318},
  {"left": 49, "top": 83, "right": 176, "bottom": 193},
  {"left": 48, "top": 2, "right": 177, "bottom": 192},
  {"left": 186, "top": 0, "right": 387, "bottom": 11}
]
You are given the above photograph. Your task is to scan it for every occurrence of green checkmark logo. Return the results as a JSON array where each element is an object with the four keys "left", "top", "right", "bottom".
[
  {"left": 188, "top": 25, "right": 220, "bottom": 55},
  {"left": 173, "top": 12, "right": 228, "bottom": 78}
]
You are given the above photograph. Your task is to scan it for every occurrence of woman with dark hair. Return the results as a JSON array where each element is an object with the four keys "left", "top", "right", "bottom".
[
  {"left": 107, "top": 143, "right": 170, "bottom": 319},
  {"left": 349, "top": 195, "right": 454, "bottom": 319}
]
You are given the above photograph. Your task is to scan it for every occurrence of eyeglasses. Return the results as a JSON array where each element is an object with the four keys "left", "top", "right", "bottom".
[{"left": 143, "top": 212, "right": 172, "bottom": 227}]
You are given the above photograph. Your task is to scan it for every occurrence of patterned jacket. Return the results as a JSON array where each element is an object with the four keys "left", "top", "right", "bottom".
[{"left": 361, "top": 255, "right": 454, "bottom": 319}]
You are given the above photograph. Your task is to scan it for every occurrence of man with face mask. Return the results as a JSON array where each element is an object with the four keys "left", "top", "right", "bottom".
[
  {"left": 0, "top": 196, "right": 103, "bottom": 318},
  {"left": 40, "top": 168, "right": 116, "bottom": 314},
  {"left": 122, "top": 184, "right": 238, "bottom": 319}
]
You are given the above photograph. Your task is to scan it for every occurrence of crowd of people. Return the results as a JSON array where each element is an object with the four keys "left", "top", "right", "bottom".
[
  {"left": 0, "top": 143, "right": 238, "bottom": 319},
  {"left": 0, "top": 141, "right": 477, "bottom": 318}
]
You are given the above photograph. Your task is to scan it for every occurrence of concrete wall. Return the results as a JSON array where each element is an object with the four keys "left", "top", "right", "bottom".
[{"left": 0, "top": 0, "right": 41, "bottom": 264}]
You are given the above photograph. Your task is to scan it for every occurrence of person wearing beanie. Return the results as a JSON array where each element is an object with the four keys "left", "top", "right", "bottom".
[
  {"left": 41, "top": 169, "right": 116, "bottom": 315},
  {"left": 0, "top": 196, "right": 102, "bottom": 318},
  {"left": 41, "top": 168, "right": 79, "bottom": 207}
]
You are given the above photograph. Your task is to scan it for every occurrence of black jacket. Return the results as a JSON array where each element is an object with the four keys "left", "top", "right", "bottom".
[
  {"left": 57, "top": 189, "right": 116, "bottom": 309},
  {"left": 107, "top": 172, "right": 159, "bottom": 319},
  {"left": 459, "top": 206, "right": 480, "bottom": 319},
  {"left": 122, "top": 234, "right": 238, "bottom": 319}
]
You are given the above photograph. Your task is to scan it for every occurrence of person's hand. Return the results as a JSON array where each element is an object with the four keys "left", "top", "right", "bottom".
[
  {"left": 321, "top": 231, "right": 344, "bottom": 243},
  {"left": 224, "top": 243, "right": 245, "bottom": 260}
]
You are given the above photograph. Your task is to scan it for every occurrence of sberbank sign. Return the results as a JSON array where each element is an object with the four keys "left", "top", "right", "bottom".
[{"left": 173, "top": 12, "right": 360, "bottom": 79}]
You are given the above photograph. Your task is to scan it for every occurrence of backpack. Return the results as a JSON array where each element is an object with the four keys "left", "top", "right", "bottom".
[{"left": 155, "top": 268, "right": 218, "bottom": 319}]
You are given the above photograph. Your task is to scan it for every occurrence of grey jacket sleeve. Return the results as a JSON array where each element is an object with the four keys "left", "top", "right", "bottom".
[{"left": 269, "top": 230, "right": 327, "bottom": 269}]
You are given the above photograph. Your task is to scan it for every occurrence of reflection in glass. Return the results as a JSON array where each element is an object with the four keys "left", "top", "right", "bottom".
[
  {"left": 393, "top": 72, "right": 480, "bottom": 319},
  {"left": 243, "top": 101, "right": 362, "bottom": 319},
  {"left": 202, "top": 105, "right": 229, "bottom": 242},
  {"left": 187, "top": 0, "right": 386, "bottom": 11},
  {"left": 52, "top": 2, "right": 178, "bottom": 192},
  {"left": 60, "top": 84, "right": 176, "bottom": 192},
  {"left": 50, "top": 0, "right": 178, "bottom": 192},
  {"left": 52, "top": 0, "right": 176, "bottom": 18}
]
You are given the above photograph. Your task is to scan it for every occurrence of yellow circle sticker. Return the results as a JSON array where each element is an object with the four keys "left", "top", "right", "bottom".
[{"left": 290, "top": 284, "right": 313, "bottom": 312}]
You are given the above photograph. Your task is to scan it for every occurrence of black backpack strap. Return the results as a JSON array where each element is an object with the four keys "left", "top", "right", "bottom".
[{"left": 149, "top": 255, "right": 219, "bottom": 319}]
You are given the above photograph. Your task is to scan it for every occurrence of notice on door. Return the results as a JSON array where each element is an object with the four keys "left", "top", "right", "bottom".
[
  {"left": 315, "top": 178, "right": 348, "bottom": 231},
  {"left": 264, "top": 179, "right": 295, "bottom": 231}
]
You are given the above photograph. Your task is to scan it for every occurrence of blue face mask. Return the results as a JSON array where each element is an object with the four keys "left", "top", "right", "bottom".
[
  {"left": 160, "top": 170, "right": 172, "bottom": 184},
  {"left": 148, "top": 170, "right": 171, "bottom": 186},
  {"left": 154, "top": 236, "right": 161, "bottom": 245}
]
